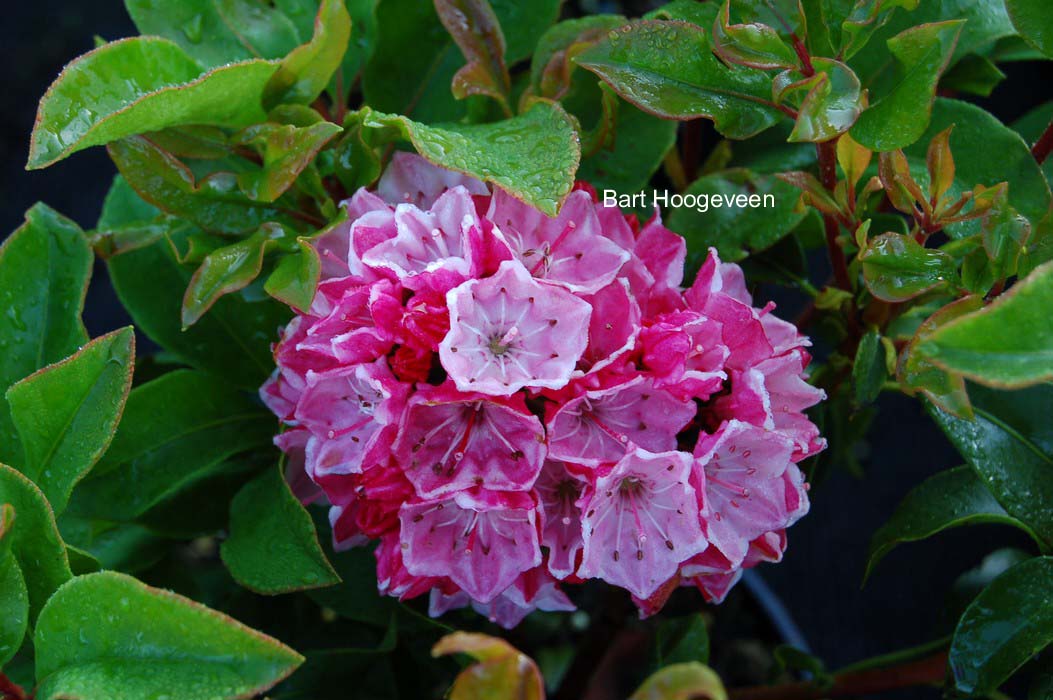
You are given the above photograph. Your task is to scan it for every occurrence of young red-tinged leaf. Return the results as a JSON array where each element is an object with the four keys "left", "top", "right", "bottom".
[
  {"left": 919, "top": 261, "right": 1053, "bottom": 388},
  {"left": 108, "top": 136, "right": 312, "bottom": 235},
  {"left": 630, "top": 662, "right": 727, "bottom": 700},
  {"left": 575, "top": 20, "right": 783, "bottom": 139},
  {"left": 67, "top": 369, "right": 272, "bottom": 522},
  {"left": 929, "top": 383, "right": 1053, "bottom": 548},
  {"left": 437, "top": 0, "right": 512, "bottom": 112},
  {"left": 6, "top": 328, "right": 134, "bottom": 513},
  {"left": 776, "top": 171, "right": 846, "bottom": 218},
  {"left": 878, "top": 149, "right": 924, "bottom": 215},
  {"left": 265, "top": 239, "right": 322, "bottom": 313},
  {"left": 837, "top": 132, "right": 872, "bottom": 192},
  {"left": 235, "top": 121, "right": 343, "bottom": 202},
  {"left": 529, "top": 15, "right": 627, "bottom": 101},
  {"left": 221, "top": 465, "right": 340, "bottom": 594},
  {"left": 712, "top": 0, "right": 798, "bottom": 70},
  {"left": 850, "top": 21, "right": 964, "bottom": 151},
  {"left": 28, "top": 37, "right": 279, "bottom": 169},
  {"left": 433, "top": 633, "right": 544, "bottom": 700},
  {"left": 0, "top": 503, "right": 29, "bottom": 667},
  {"left": 860, "top": 233, "right": 959, "bottom": 302},
  {"left": 34, "top": 571, "right": 303, "bottom": 700},
  {"left": 0, "top": 205, "right": 92, "bottom": 468},
  {"left": 926, "top": 126, "right": 955, "bottom": 204},
  {"left": 0, "top": 464, "right": 72, "bottom": 629},
  {"left": 898, "top": 295, "right": 981, "bottom": 418},
  {"left": 263, "top": 0, "right": 352, "bottom": 109},
  {"left": 865, "top": 466, "right": 1039, "bottom": 583},
  {"left": 951, "top": 557, "right": 1053, "bottom": 695},
  {"left": 773, "top": 58, "right": 862, "bottom": 142},
  {"left": 361, "top": 102, "right": 579, "bottom": 216}
]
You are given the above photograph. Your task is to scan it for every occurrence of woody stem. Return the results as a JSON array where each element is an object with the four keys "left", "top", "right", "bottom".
[
  {"left": 1032, "top": 117, "right": 1053, "bottom": 165},
  {"left": 816, "top": 140, "right": 853, "bottom": 291}
]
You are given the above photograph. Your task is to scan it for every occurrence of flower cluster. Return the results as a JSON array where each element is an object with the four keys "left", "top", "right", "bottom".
[{"left": 262, "top": 153, "right": 825, "bottom": 627}]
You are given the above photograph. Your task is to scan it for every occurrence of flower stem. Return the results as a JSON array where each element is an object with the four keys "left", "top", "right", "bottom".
[
  {"left": 729, "top": 649, "right": 948, "bottom": 700},
  {"left": 1031, "top": 117, "right": 1053, "bottom": 165},
  {"left": 816, "top": 140, "right": 852, "bottom": 291},
  {"left": 0, "top": 673, "right": 26, "bottom": 700}
]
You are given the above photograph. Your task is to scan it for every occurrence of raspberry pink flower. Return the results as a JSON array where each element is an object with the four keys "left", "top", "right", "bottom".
[{"left": 261, "top": 153, "right": 825, "bottom": 625}]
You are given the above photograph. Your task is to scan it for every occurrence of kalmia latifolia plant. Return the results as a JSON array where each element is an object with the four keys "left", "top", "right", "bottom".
[{"left": 1, "top": 0, "right": 1052, "bottom": 699}]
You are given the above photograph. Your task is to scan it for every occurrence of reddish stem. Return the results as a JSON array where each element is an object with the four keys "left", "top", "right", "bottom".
[
  {"left": 816, "top": 141, "right": 852, "bottom": 291},
  {"left": 0, "top": 674, "right": 27, "bottom": 700},
  {"left": 729, "top": 650, "right": 948, "bottom": 700},
  {"left": 681, "top": 120, "right": 703, "bottom": 184},
  {"left": 1031, "top": 117, "right": 1053, "bottom": 164}
]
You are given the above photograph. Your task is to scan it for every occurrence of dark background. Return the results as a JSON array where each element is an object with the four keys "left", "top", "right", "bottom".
[{"left": 0, "top": 0, "right": 1046, "bottom": 684}]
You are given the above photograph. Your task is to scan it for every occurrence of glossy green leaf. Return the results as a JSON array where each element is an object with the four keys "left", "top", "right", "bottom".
[
  {"left": 859, "top": 233, "right": 959, "bottom": 302},
  {"left": 124, "top": 0, "right": 301, "bottom": 67},
  {"left": 0, "top": 464, "right": 72, "bottom": 626},
  {"left": 58, "top": 516, "right": 167, "bottom": 574},
  {"left": 898, "top": 294, "right": 981, "bottom": 418},
  {"left": 668, "top": 169, "right": 806, "bottom": 262},
  {"left": 1006, "top": 0, "right": 1053, "bottom": 57},
  {"left": 0, "top": 205, "right": 91, "bottom": 467},
  {"left": 363, "top": 0, "right": 559, "bottom": 122},
  {"left": 579, "top": 100, "right": 677, "bottom": 198},
  {"left": 0, "top": 504, "right": 29, "bottom": 666},
  {"left": 264, "top": 0, "right": 352, "bottom": 108},
  {"left": 852, "top": 328, "right": 888, "bottom": 405},
  {"left": 68, "top": 369, "right": 272, "bottom": 522},
  {"left": 950, "top": 556, "right": 1053, "bottom": 694},
  {"left": 939, "top": 53, "right": 1006, "bottom": 97},
  {"left": 866, "top": 466, "right": 1039, "bottom": 581},
  {"left": 930, "top": 384, "right": 1053, "bottom": 549},
  {"left": 655, "top": 614, "right": 710, "bottom": 668},
  {"left": 904, "top": 100, "right": 1051, "bottom": 240},
  {"left": 773, "top": 57, "right": 862, "bottom": 142},
  {"left": 235, "top": 121, "right": 342, "bottom": 202},
  {"left": 851, "top": 21, "right": 963, "bottom": 151},
  {"left": 28, "top": 37, "right": 279, "bottom": 169},
  {"left": 576, "top": 19, "right": 783, "bottom": 139},
  {"left": 108, "top": 136, "right": 311, "bottom": 235},
  {"left": 630, "top": 662, "right": 727, "bottom": 700},
  {"left": 6, "top": 328, "right": 134, "bottom": 513},
  {"left": 712, "top": 0, "right": 798, "bottom": 70},
  {"left": 837, "top": 0, "right": 920, "bottom": 60},
  {"left": 362, "top": 102, "right": 579, "bottom": 216},
  {"left": 221, "top": 465, "right": 340, "bottom": 594},
  {"left": 529, "top": 15, "right": 627, "bottom": 99},
  {"left": 279, "top": 0, "right": 380, "bottom": 98},
  {"left": 34, "top": 571, "right": 303, "bottom": 700},
  {"left": 265, "top": 238, "right": 321, "bottom": 313},
  {"left": 919, "top": 262, "right": 1053, "bottom": 388}
]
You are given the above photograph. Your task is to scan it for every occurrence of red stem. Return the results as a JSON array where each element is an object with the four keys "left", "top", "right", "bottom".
[
  {"left": 1032, "top": 117, "right": 1053, "bottom": 164},
  {"left": 729, "top": 650, "right": 948, "bottom": 700},
  {"left": 816, "top": 141, "right": 852, "bottom": 290},
  {"left": 0, "top": 674, "right": 27, "bottom": 700}
]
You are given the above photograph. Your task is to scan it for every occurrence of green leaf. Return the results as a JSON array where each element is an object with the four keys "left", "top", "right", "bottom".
[
  {"left": 950, "top": 556, "right": 1053, "bottom": 694},
  {"left": 264, "top": 0, "right": 352, "bottom": 109},
  {"left": 0, "top": 464, "right": 72, "bottom": 627},
  {"left": 668, "top": 169, "right": 806, "bottom": 262},
  {"left": 712, "top": 0, "right": 798, "bottom": 70},
  {"left": 773, "top": 57, "right": 863, "bottom": 143},
  {"left": 0, "top": 504, "right": 29, "bottom": 666},
  {"left": 123, "top": 0, "right": 301, "bottom": 67},
  {"left": 850, "top": 21, "right": 963, "bottom": 151},
  {"left": 363, "top": 0, "right": 559, "bottom": 122},
  {"left": 939, "top": 53, "right": 1006, "bottom": 97},
  {"left": 1006, "top": 0, "right": 1053, "bottom": 57},
  {"left": 575, "top": 19, "right": 783, "bottom": 139},
  {"left": 235, "top": 121, "right": 343, "bottom": 202},
  {"left": 579, "top": 100, "right": 677, "bottom": 198},
  {"left": 108, "top": 136, "right": 311, "bottom": 235},
  {"left": 265, "top": 238, "right": 322, "bottom": 313},
  {"left": 68, "top": 369, "right": 272, "bottom": 522},
  {"left": 866, "top": 466, "right": 1040, "bottom": 581},
  {"left": 852, "top": 328, "right": 888, "bottom": 405},
  {"left": 28, "top": 37, "right": 279, "bottom": 169},
  {"left": 630, "top": 662, "right": 727, "bottom": 700},
  {"left": 837, "top": 0, "right": 920, "bottom": 60},
  {"left": 859, "top": 233, "right": 959, "bottom": 302},
  {"left": 34, "top": 571, "right": 303, "bottom": 700},
  {"left": 918, "top": 262, "right": 1053, "bottom": 388},
  {"left": 6, "top": 328, "right": 134, "bottom": 513},
  {"left": 904, "top": 99, "right": 1051, "bottom": 240},
  {"left": 221, "top": 465, "right": 340, "bottom": 594},
  {"left": 655, "top": 614, "right": 710, "bottom": 668},
  {"left": 0, "top": 205, "right": 92, "bottom": 467},
  {"left": 930, "top": 384, "right": 1053, "bottom": 549},
  {"left": 362, "top": 102, "right": 579, "bottom": 216}
]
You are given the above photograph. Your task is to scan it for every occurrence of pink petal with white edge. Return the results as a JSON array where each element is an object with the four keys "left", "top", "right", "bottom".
[
  {"left": 487, "top": 189, "right": 630, "bottom": 294},
  {"left": 429, "top": 566, "right": 576, "bottom": 628},
  {"left": 548, "top": 377, "right": 695, "bottom": 467},
  {"left": 376, "top": 531, "right": 440, "bottom": 601},
  {"left": 399, "top": 490, "right": 541, "bottom": 603},
  {"left": 578, "top": 448, "right": 708, "bottom": 600},
  {"left": 693, "top": 420, "right": 796, "bottom": 567},
  {"left": 377, "top": 152, "right": 489, "bottom": 209},
  {"left": 394, "top": 386, "right": 546, "bottom": 499},
  {"left": 440, "top": 259, "right": 591, "bottom": 396},
  {"left": 536, "top": 460, "right": 588, "bottom": 579}
]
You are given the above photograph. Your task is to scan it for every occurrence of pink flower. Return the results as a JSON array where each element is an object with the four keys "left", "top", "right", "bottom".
[
  {"left": 261, "top": 153, "right": 825, "bottom": 625},
  {"left": 439, "top": 260, "right": 592, "bottom": 395}
]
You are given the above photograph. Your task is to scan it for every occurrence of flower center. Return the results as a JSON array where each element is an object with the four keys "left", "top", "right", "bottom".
[
  {"left": 487, "top": 326, "right": 520, "bottom": 356},
  {"left": 618, "top": 476, "right": 646, "bottom": 498}
]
